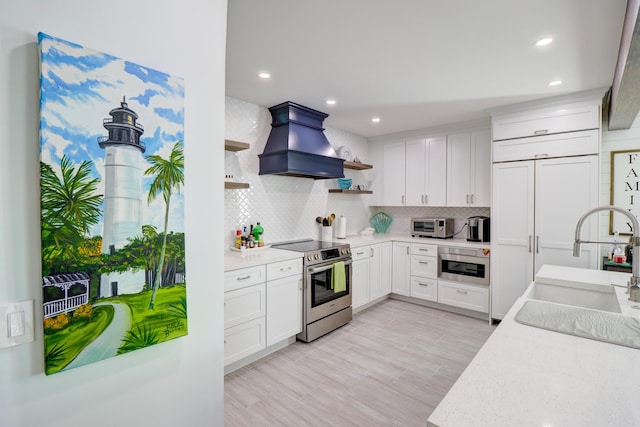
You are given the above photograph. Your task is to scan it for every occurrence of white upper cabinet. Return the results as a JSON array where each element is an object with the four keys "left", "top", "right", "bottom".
[
  {"left": 492, "top": 103, "right": 599, "bottom": 141},
  {"left": 405, "top": 136, "right": 447, "bottom": 206},
  {"left": 493, "top": 129, "right": 599, "bottom": 162},
  {"left": 382, "top": 142, "right": 406, "bottom": 205},
  {"left": 446, "top": 130, "right": 490, "bottom": 207}
]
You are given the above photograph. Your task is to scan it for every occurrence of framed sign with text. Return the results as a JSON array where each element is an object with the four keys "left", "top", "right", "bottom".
[{"left": 609, "top": 149, "right": 640, "bottom": 235}]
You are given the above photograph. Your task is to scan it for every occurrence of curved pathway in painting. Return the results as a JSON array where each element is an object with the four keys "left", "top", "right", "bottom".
[{"left": 63, "top": 302, "right": 132, "bottom": 371}]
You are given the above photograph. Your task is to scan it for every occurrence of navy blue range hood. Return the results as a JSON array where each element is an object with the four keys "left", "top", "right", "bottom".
[{"left": 258, "top": 101, "right": 345, "bottom": 179}]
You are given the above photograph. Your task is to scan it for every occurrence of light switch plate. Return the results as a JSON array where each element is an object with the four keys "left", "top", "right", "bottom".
[{"left": 0, "top": 300, "right": 35, "bottom": 349}]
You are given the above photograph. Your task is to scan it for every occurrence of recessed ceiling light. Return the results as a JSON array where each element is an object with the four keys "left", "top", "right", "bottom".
[
  {"left": 326, "top": 99, "right": 336, "bottom": 105},
  {"left": 536, "top": 37, "right": 553, "bottom": 47},
  {"left": 258, "top": 72, "right": 271, "bottom": 79},
  {"left": 549, "top": 80, "right": 562, "bottom": 86},
  {"left": 371, "top": 117, "right": 381, "bottom": 123}
]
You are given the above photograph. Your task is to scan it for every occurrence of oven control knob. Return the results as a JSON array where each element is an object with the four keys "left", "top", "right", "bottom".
[
  {"left": 315, "top": 254, "right": 320, "bottom": 260},
  {"left": 307, "top": 255, "right": 312, "bottom": 261}
]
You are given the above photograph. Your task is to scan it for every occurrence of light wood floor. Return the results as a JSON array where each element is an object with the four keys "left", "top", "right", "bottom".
[{"left": 224, "top": 298, "right": 495, "bottom": 426}]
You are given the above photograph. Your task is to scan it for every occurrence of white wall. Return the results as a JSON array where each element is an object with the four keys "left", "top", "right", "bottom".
[
  {"left": 225, "top": 96, "right": 375, "bottom": 247},
  {"left": 0, "top": 2, "right": 226, "bottom": 426}
]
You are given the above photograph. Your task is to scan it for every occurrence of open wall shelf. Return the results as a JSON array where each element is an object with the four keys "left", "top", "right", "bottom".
[
  {"left": 225, "top": 139, "right": 250, "bottom": 152},
  {"left": 343, "top": 161, "right": 372, "bottom": 170},
  {"left": 329, "top": 189, "right": 373, "bottom": 194}
]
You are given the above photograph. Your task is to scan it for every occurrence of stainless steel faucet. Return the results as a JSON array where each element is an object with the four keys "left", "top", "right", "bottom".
[{"left": 573, "top": 205, "right": 640, "bottom": 302}]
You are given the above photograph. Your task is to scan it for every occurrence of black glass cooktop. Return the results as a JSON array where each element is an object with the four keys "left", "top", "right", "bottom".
[{"left": 272, "top": 239, "right": 343, "bottom": 253}]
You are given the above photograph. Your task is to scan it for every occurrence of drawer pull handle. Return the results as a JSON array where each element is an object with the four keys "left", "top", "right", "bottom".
[
  {"left": 456, "top": 290, "right": 468, "bottom": 295},
  {"left": 356, "top": 251, "right": 365, "bottom": 255},
  {"left": 280, "top": 266, "right": 292, "bottom": 272},
  {"left": 419, "top": 261, "right": 430, "bottom": 265},
  {"left": 236, "top": 275, "right": 251, "bottom": 281},
  {"left": 418, "top": 282, "right": 429, "bottom": 287},
  {"left": 419, "top": 248, "right": 430, "bottom": 252},
  {"left": 534, "top": 153, "right": 549, "bottom": 158},
  {"left": 533, "top": 129, "right": 548, "bottom": 135}
]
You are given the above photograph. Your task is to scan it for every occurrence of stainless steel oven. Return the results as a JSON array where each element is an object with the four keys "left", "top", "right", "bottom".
[
  {"left": 272, "top": 240, "right": 352, "bottom": 342},
  {"left": 438, "top": 246, "right": 490, "bottom": 286}
]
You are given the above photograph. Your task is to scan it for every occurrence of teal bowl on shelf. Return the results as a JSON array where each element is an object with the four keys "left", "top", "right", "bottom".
[
  {"left": 337, "top": 178, "right": 352, "bottom": 190},
  {"left": 370, "top": 212, "right": 392, "bottom": 233}
]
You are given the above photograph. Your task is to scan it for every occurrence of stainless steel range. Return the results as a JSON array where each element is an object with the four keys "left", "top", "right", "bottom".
[{"left": 272, "top": 240, "right": 352, "bottom": 342}]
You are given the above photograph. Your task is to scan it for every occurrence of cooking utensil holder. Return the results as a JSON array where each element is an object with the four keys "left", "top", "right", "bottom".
[{"left": 321, "top": 225, "right": 333, "bottom": 241}]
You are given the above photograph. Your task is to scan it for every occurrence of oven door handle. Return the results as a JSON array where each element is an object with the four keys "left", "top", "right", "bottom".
[{"left": 308, "top": 259, "right": 352, "bottom": 274}]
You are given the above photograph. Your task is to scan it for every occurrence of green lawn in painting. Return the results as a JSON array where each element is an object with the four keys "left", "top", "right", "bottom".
[{"left": 44, "top": 284, "right": 187, "bottom": 374}]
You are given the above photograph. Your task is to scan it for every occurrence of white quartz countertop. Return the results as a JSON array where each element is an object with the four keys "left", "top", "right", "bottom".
[
  {"left": 340, "top": 233, "right": 491, "bottom": 249},
  {"left": 224, "top": 234, "right": 490, "bottom": 271},
  {"left": 427, "top": 265, "right": 640, "bottom": 427},
  {"left": 224, "top": 247, "right": 302, "bottom": 271}
]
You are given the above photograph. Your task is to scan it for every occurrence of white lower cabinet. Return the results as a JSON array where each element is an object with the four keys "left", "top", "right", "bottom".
[
  {"left": 410, "top": 277, "right": 437, "bottom": 301},
  {"left": 437, "top": 279, "right": 489, "bottom": 313},
  {"left": 266, "top": 274, "right": 302, "bottom": 346},
  {"left": 392, "top": 242, "right": 411, "bottom": 296},
  {"left": 224, "top": 317, "right": 266, "bottom": 366},
  {"left": 369, "top": 242, "right": 392, "bottom": 301},
  {"left": 351, "top": 246, "right": 371, "bottom": 309},
  {"left": 224, "top": 283, "right": 266, "bottom": 329},
  {"left": 409, "top": 243, "right": 438, "bottom": 301},
  {"left": 352, "top": 242, "right": 392, "bottom": 310},
  {"left": 224, "top": 258, "right": 302, "bottom": 366}
]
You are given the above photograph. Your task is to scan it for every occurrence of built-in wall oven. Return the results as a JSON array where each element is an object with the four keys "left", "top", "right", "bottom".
[
  {"left": 272, "top": 240, "right": 352, "bottom": 342},
  {"left": 438, "top": 246, "right": 490, "bottom": 286}
]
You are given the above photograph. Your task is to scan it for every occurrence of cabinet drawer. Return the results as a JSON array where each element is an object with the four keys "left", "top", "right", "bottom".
[
  {"left": 224, "top": 265, "right": 266, "bottom": 292},
  {"left": 493, "top": 129, "right": 598, "bottom": 162},
  {"left": 410, "top": 254, "right": 438, "bottom": 278},
  {"left": 411, "top": 244, "right": 438, "bottom": 257},
  {"left": 224, "top": 317, "right": 266, "bottom": 366},
  {"left": 492, "top": 103, "right": 599, "bottom": 141},
  {"left": 224, "top": 283, "right": 266, "bottom": 329},
  {"left": 351, "top": 245, "right": 371, "bottom": 261},
  {"left": 267, "top": 258, "right": 303, "bottom": 281},
  {"left": 410, "top": 277, "right": 437, "bottom": 301},
  {"left": 437, "top": 279, "right": 488, "bottom": 313}
]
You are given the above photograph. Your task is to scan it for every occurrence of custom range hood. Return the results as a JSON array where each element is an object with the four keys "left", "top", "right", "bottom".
[{"left": 258, "top": 101, "right": 344, "bottom": 179}]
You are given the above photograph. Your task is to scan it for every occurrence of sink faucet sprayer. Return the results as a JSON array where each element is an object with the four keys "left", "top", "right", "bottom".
[{"left": 573, "top": 205, "right": 640, "bottom": 302}]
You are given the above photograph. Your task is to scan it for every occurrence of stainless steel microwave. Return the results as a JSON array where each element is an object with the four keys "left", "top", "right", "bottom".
[{"left": 411, "top": 218, "right": 454, "bottom": 239}]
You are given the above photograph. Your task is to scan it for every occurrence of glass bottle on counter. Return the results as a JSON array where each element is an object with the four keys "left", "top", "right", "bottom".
[{"left": 254, "top": 222, "right": 264, "bottom": 246}]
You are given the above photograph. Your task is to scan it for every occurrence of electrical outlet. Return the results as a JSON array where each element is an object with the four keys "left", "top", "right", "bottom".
[{"left": 0, "top": 300, "right": 34, "bottom": 349}]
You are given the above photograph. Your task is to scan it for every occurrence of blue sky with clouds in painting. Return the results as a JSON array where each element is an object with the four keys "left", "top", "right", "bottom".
[{"left": 38, "top": 33, "right": 185, "bottom": 236}]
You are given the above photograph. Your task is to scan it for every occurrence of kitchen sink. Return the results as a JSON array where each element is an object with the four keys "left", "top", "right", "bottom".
[{"left": 524, "top": 281, "right": 621, "bottom": 313}]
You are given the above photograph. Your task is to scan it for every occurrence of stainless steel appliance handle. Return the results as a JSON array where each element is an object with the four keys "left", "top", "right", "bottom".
[{"left": 308, "top": 259, "right": 353, "bottom": 274}]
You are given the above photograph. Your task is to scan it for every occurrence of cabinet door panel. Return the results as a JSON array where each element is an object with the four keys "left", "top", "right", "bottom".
[
  {"left": 224, "top": 317, "right": 266, "bottom": 365},
  {"left": 392, "top": 242, "right": 411, "bottom": 296},
  {"left": 267, "top": 275, "right": 302, "bottom": 346},
  {"left": 425, "top": 137, "right": 447, "bottom": 206},
  {"left": 534, "top": 156, "right": 599, "bottom": 274},
  {"left": 492, "top": 103, "right": 599, "bottom": 141},
  {"left": 405, "top": 139, "right": 426, "bottom": 206},
  {"left": 491, "top": 161, "right": 535, "bottom": 319},
  {"left": 224, "top": 283, "right": 266, "bottom": 329},
  {"left": 383, "top": 142, "right": 406, "bottom": 205},
  {"left": 446, "top": 133, "right": 471, "bottom": 206},
  {"left": 471, "top": 130, "right": 491, "bottom": 206},
  {"left": 352, "top": 258, "right": 370, "bottom": 309}
]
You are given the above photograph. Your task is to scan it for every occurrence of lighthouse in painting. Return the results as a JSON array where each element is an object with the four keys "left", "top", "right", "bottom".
[{"left": 98, "top": 97, "right": 146, "bottom": 297}]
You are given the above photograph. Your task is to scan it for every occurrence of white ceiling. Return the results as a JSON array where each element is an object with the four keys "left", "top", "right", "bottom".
[{"left": 226, "top": 0, "right": 628, "bottom": 138}]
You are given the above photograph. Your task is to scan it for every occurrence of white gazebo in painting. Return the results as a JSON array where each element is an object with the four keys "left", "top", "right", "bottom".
[{"left": 42, "top": 273, "right": 90, "bottom": 318}]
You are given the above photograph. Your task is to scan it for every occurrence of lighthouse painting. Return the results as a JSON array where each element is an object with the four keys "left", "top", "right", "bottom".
[{"left": 38, "top": 33, "right": 187, "bottom": 375}]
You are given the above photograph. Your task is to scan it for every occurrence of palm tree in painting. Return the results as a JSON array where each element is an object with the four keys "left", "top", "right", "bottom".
[
  {"left": 40, "top": 155, "right": 102, "bottom": 274},
  {"left": 145, "top": 141, "right": 184, "bottom": 310}
]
